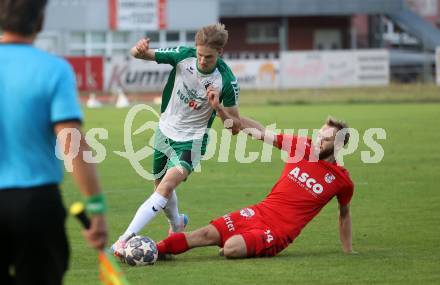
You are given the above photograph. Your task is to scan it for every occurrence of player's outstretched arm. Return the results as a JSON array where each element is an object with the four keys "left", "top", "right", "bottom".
[
  {"left": 130, "top": 38, "right": 156, "bottom": 61},
  {"left": 217, "top": 106, "right": 241, "bottom": 135},
  {"left": 339, "top": 204, "right": 354, "bottom": 254},
  {"left": 207, "top": 86, "right": 241, "bottom": 135},
  {"left": 240, "top": 116, "right": 278, "bottom": 147},
  {"left": 55, "top": 121, "right": 108, "bottom": 250}
]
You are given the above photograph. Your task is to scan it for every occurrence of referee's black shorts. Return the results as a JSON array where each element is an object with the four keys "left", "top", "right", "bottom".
[{"left": 0, "top": 184, "right": 69, "bottom": 285}]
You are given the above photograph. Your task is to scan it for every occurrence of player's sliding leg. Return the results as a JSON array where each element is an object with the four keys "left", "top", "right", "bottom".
[
  {"left": 112, "top": 167, "right": 189, "bottom": 255},
  {"left": 157, "top": 224, "right": 221, "bottom": 255}
]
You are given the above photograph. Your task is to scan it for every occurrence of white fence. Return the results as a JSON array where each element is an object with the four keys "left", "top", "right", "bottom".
[
  {"left": 102, "top": 49, "right": 390, "bottom": 92},
  {"left": 437, "top": 47, "right": 440, "bottom": 86}
]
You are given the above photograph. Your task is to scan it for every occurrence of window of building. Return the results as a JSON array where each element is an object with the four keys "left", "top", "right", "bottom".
[
  {"left": 112, "top": 49, "right": 129, "bottom": 56},
  {"left": 91, "top": 32, "right": 106, "bottom": 44},
  {"left": 166, "top": 31, "right": 180, "bottom": 42},
  {"left": 246, "top": 22, "right": 279, "bottom": 44},
  {"left": 70, "top": 32, "right": 86, "bottom": 44},
  {"left": 90, "top": 49, "right": 106, "bottom": 56},
  {"left": 313, "top": 29, "right": 342, "bottom": 50},
  {"left": 145, "top": 31, "right": 160, "bottom": 43},
  {"left": 51, "top": 0, "right": 85, "bottom": 5},
  {"left": 112, "top": 32, "right": 129, "bottom": 43},
  {"left": 69, "top": 49, "right": 86, "bottom": 56},
  {"left": 186, "top": 31, "right": 197, "bottom": 43}
]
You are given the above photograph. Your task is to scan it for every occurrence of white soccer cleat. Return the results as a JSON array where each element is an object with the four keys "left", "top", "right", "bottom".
[
  {"left": 111, "top": 233, "right": 135, "bottom": 262},
  {"left": 168, "top": 214, "right": 189, "bottom": 236},
  {"left": 111, "top": 240, "right": 126, "bottom": 262}
]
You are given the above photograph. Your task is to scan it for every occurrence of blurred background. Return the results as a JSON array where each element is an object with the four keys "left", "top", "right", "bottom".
[
  {"left": 2, "top": 3, "right": 438, "bottom": 284},
  {"left": 3, "top": 0, "right": 439, "bottom": 102}
]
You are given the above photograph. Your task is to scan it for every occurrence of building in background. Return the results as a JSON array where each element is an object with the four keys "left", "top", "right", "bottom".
[
  {"left": 219, "top": 0, "right": 401, "bottom": 57},
  {"left": 37, "top": 0, "right": 218, "bottom": 56},
  {"left": 406, "top": 0, "right": 440, "bottom": 26},
  {"left": 219, "top": 0, "right": 440, "bottom": 58},
  {"left": 217, "top": 0, "right": 440, "bottom": 82},
  {"left": 36, "top": 0, "right": 440, "bottom": 57},
  {"left": 26, "top": 0, "right": 439, "bottom": 84},
  {"left": 38, "top": 0, "right": 378, "bottom": 56}
]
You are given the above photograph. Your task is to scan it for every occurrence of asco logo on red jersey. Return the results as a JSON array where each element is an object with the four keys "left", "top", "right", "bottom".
[{"left": 288, "top": 167, "right": 324, "bottom": 194}]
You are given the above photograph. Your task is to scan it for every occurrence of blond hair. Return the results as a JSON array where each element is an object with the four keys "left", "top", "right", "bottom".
[
  {"left": 326, "top": 116, "right": 350, "bottom": 146},
  {"left": 195, "top": 23, "right": 228, "bottom": 50}
]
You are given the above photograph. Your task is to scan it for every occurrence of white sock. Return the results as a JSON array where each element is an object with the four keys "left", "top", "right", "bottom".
[
  {"left": 163, "top": 190, "right": 181, "bottom": 231},
  {"left": 122, "top": 192, "right": 168, "bottom": 238}
]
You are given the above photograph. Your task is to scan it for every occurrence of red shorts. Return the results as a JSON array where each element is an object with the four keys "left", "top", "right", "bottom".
[{"left": 210, "top": 206, "right": 288, "bottom": 257}]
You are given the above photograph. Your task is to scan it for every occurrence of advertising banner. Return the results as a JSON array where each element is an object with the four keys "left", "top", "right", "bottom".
[
  {"left": 280, "top": 49, "right": 389, "bottom": 88},
  {"left": 104, "top": 56, "right": 172, "bottom": 92},
  {"left": 65, "top": 56, "right": 104, "bottom": 92},
  {"left": 104, "top": 50, "right": 389, "bottom": 92},
  {"left": 104, "top": 57, "right": 280, "bottom": 92},
  {"left": 109, "top": 0, "right": 167, "bottom": 31},
  {"left": 227, "top": 59, "right": 280, "bottom": 90}
]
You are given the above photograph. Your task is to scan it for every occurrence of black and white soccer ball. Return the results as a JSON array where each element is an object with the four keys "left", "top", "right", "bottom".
[{"left": 124, "top": 235, "right": 158, "bottom": 266}]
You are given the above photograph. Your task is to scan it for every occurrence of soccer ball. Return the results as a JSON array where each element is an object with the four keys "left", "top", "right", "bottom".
[{"left": 124, "top": 235, "right": 158, "bottom": 266}]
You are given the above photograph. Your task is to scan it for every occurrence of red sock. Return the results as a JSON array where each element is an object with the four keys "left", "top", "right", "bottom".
[{"left": 156, "top": 233, "right": 189, "bottom": 255}]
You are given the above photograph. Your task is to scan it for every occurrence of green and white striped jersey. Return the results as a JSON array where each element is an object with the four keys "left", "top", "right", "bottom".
[{"left": 155, "top": 46, "right": 239, "bottom": 141}]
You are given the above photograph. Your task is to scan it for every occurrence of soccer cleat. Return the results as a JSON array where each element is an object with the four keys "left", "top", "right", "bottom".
[
  {"left": 111, "top": 240, "right": 126, "bottom": 262},
  {"left": 157, "top": 252, "right": 175, "bottom": 261},
  {"left": 155, "top": 240, "right": 175, "bottom": 261},
  {"left": 111, "top": 233, "right": 136, "bottom": 262},
  {"left": 168, "top": 214, "right": 189, "bottom": 235}
]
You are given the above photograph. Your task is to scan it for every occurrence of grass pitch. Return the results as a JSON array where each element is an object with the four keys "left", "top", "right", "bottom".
[{"left": 63, "top": 91, "right": 440, "bottom": 284}]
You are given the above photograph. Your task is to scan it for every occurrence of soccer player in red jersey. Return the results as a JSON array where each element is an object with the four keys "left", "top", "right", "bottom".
[{"left": 155, "top": 116, "right": 355, "bottom": 259}]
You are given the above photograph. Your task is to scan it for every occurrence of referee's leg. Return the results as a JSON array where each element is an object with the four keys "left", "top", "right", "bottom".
[
  {"left": 10, "top": 186, "right": 70, "bottom": 285},
  {"left": 0, "top": 205, "right": 14, "bottom": 284}
]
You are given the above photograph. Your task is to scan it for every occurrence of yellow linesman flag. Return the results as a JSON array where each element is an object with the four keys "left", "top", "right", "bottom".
[{"left": 99, "top": 250, "right": 131, "bottom": 285}]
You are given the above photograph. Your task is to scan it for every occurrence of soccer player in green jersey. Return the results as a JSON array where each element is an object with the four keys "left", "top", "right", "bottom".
[{"left": 112, "top": 23, "right": 241, "bottom": 256}]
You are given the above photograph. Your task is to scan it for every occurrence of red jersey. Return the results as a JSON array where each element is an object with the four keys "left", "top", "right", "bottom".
[{"left": 255, "top": 134, "right": 354, "bottom": 244}]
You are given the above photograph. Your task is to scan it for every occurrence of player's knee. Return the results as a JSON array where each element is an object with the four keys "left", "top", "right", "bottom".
[
  {"left": 223, "top": 244, "right": 246, "bottom": 259},
  {"left": 157, "top": 180, "right": 176, "bottom": 195},
  {"left": 223, "top": 236, "right": 247, "bottom": 259},
  {"left": 154, "top": 179, "right": 161, "bottom": 189}
]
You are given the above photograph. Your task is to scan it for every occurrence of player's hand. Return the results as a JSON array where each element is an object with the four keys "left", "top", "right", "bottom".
[
  {"left": 207, "top": 86, "right": 220, "bottom": 110},
  {"left": 132, "top": 38, "right": 150, "bottom": 58},
  {"left": 83, "top": 214, "right": 108, "bottom": 250}
]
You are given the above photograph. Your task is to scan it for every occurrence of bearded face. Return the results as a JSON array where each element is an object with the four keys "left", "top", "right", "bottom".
[{"left": 313, "top": 125, "right": 338, "bottom": 160}]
